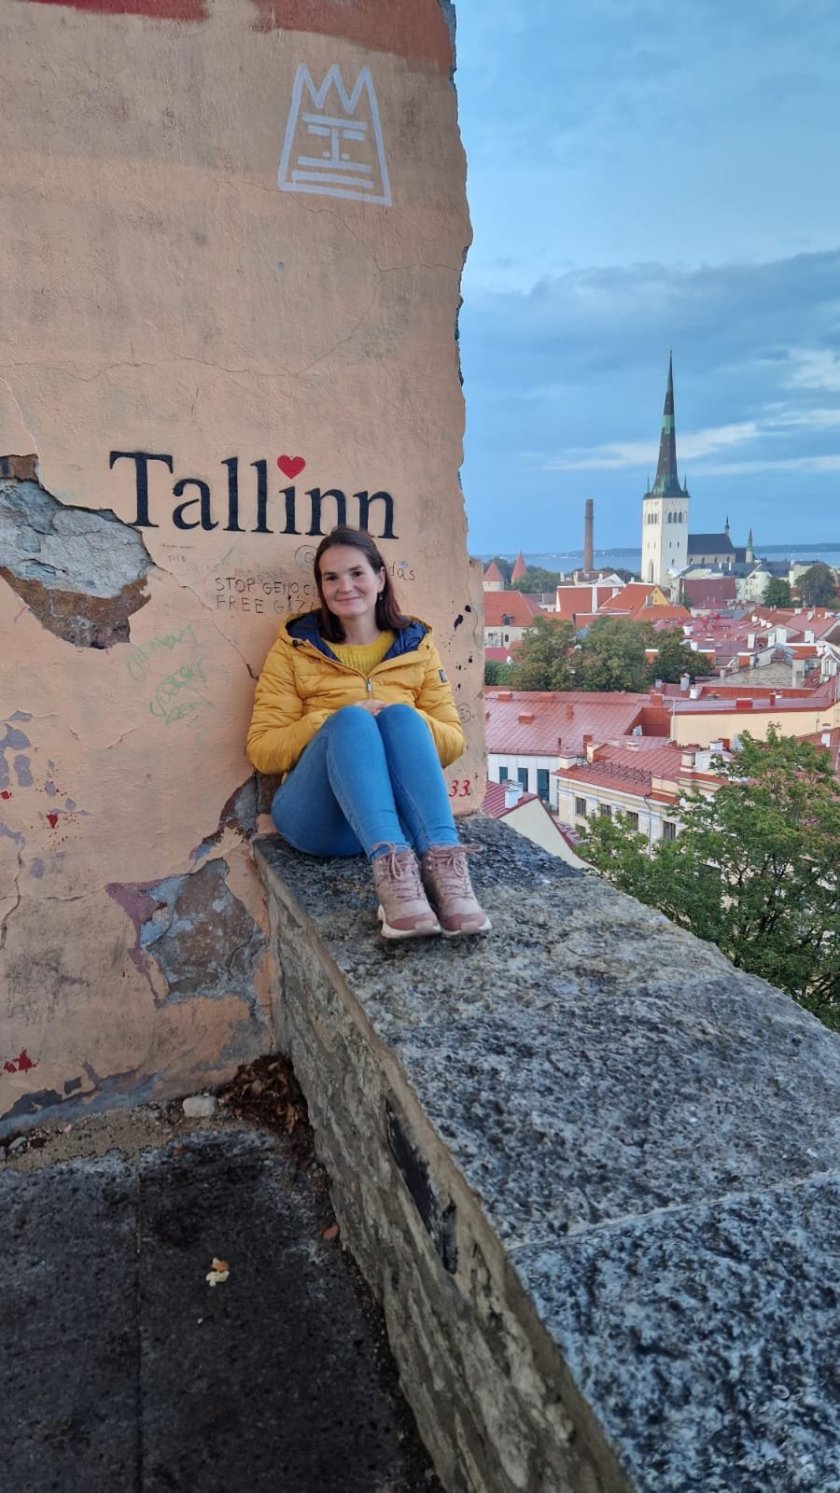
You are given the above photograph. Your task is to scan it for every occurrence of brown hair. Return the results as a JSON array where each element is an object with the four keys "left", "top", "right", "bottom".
[{"left": 313, "top": 526, "right": 409, "bottom": 643}]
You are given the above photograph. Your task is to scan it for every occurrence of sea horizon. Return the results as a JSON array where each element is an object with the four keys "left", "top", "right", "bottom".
[{"left": 478, "top": 542, "right": 840, "bottom": 572}]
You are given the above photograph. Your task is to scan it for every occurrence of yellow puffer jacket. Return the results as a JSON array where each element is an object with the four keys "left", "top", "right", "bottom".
[{"left": 246, "top": 611, "right": 466, "bottom": 778}]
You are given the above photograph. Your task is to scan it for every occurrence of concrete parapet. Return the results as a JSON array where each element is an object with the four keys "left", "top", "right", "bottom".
[{"left": 255, "top": 818, "right": 840, "bottom": 1493}]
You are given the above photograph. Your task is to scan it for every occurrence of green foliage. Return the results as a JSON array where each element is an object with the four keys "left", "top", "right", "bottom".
[
  {"left": 798, "top": 562, "right": 838, "bottom": 607},
  {"left": 763, "top": 576, "right": 792, "bottom": 608},
  {"left": 484, "top": 659, "right": 516, "bottom": 686},
  {"left": 581, "top": 729, "right": 840, "bottom": 1030},
  {"left": 508, "top": 616, "right": 578, "bottom": 691},
  {"left": 510, "top": 566, "right": 564, "bottom": 593},
  {"left": 507, "top": 617, "right": 710, "bottom": 694},
  {"left": 578, "top": 617, "right": 650, "bottom": 692},
  {"left": 648, "top": 630, "right": 711, "bottom": 684}
]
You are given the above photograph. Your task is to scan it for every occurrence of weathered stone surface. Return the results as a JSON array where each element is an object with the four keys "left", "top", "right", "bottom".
[
  {"left": 514, "top": 1177, "right": 840, "bottom": 1493},
  {"left": 255, "top": 817, "right": 840, "bottom": 1493},
  {"left": 0, "top": 1122, "right": 442, "bottom": 1493}
]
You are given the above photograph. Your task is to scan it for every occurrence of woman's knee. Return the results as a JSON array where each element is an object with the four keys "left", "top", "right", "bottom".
[
  {"left": 323, "top": 704, "right": 380, "bottom": 739},
  {"left": 376, "top": 702, "right": 425, "bottom": 734},
  {"left": 376, "top": 703, "right": 434, "bottom": 749}
]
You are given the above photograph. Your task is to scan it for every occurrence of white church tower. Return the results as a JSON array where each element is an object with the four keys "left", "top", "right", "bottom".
[{"left": 641, "top": 354, "right": 689, "bottom": 591}]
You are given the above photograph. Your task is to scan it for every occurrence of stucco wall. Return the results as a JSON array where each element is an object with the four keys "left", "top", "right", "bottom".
[{"left": 0, "top": 0, "right": 481, "bottom": 1130}]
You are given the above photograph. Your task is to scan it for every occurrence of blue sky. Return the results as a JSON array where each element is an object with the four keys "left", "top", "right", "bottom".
[{"left": 454, "top": 0, "right": 840, "bottom": 556}]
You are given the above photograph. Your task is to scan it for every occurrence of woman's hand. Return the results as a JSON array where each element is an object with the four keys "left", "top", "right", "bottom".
[{"left": 353, "top": 698, "right": 386, "bottom": 715}]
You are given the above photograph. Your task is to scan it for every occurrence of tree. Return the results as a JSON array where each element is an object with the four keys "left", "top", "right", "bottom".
[
  {"left": 763, "top": 576, "right": 792, "bottom": 608},
  {"left": 484, "top": 659, "right": 515, "bottom": 686},
  {"left": 510, "top": 566, "right": 564, "bottom": 593},
  {"left": 647, "top": 630, "right": 711, "bottom": 684},
  {"left": 798, "top": 562, "right": 838, "bottom": 608},
  {"left": 509, "top": 616, "right": 578, "bottom": 691},
  {"left": 578, "top": 617, "right": 650, "bottom": 692},
  {"left": 581, "top": 729, "right": 840, "bottom": 1030}
]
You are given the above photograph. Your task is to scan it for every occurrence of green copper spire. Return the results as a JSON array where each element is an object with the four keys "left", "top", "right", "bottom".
[{"left": 650, "top": 353, "right": 687, "bottom": 498}]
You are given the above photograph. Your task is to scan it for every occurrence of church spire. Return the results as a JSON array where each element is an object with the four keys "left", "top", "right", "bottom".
[{"left": 651, "top": 352, "right": 686, "bottom": 497}]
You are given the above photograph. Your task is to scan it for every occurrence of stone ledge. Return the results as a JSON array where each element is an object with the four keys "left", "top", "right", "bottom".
[{"left": 254, "top": 817, "right": 840, "bottom": 1493}]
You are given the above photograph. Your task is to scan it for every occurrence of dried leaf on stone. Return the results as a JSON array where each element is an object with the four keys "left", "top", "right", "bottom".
[
  {"left": 321, "top": 1223, "right": 339, "bottom": 1241},
  {"left": 216, "top": 1054, "right": 314, "bottom": 1166}
]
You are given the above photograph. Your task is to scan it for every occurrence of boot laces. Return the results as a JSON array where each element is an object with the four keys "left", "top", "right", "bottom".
[
  {"left": 371, "top": 843, "right": 422, "bottom": 905},
  {"left": 426, "top": 844, "right": 480, "bottom": 895}
]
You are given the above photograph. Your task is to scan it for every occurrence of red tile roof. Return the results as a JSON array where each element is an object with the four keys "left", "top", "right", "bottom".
[
  {"left": 483, "top": 560, "right": 504, "bottom": 583},
  {"left": 485, "top": 690, "right": 651, "bottom": 756},
  {"left": 511, "top": 551, "right": 528, "bottom": 583},
  {"left": 554, "top": 584, "right": 620, "bottom": 621},
  {"left": 682, "top": 577, "right": 737, "bottom": 609},
  {"left": 483, "top": 591, "right": 544, "bottom": 627},
  {"left": 559, "top": 741, "right": 727, "bottom": 797},
  {"left": 481, "top": 780, "right": 540, "bottom": 817}
]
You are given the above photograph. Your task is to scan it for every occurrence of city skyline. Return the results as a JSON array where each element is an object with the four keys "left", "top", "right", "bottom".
[{"left": 454, "top": 1, "right": 840, "bottom": 554}]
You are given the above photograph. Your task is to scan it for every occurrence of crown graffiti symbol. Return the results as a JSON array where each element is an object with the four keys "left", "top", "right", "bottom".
[{"left": 278, "top": 63, "right": 392, "bottom": 207}]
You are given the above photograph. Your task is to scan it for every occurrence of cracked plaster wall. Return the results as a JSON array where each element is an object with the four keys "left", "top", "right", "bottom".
[{"left": 0, "top": 0, "right": 480, "bottom": 1131}]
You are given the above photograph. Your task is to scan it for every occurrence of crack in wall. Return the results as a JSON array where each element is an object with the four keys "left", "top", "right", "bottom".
[{"left": 0, "top": 851, "right": 24, "bottom": 953}]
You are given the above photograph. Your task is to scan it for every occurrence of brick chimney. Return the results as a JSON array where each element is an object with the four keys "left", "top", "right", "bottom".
[{"left": 583, "top": 497, "right": 594, "bottom": 573}]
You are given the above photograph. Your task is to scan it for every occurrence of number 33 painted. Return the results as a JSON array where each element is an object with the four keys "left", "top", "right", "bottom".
[{"left": 448, "top": 779, "right": 473, "bottom": 798}]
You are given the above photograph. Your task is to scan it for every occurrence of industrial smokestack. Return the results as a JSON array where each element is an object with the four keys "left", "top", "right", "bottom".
[{"left": 583, "top": 497, "right": 594, "bottom": 573}]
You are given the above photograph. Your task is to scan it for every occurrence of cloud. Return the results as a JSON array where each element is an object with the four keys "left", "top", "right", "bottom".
[
  {"left": 544, "top": 422, "right": 762, "bottom": 472},
  {"left": 787, "top": 350, "right": 840, "bottom": 393},
  {"left": 539, "top": 403, "right": 840, "bottom": 474},
  {"left": 694, "top": 456, "right": 840, "bottom": 476}
]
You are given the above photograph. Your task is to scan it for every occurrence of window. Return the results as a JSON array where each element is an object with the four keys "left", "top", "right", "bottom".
[
  {"left": 498, "top": 765, "right": 508, "bottom": 782},
  {"left": 517, "top": 767, "right": 529, "bottom": 791},
  {"left": 598, "top": 803, "right": 612, "bottom": 818},
  {"left": 537, "top": 768, "right": 550, "bottom": 801},
  {"left": 662, "top": 820, "right": 677, "bottom": 840},
  {"left": 625, "top": 811, "right": 639, "bottom": 830},
  {"left": 575, "top": 797, "right": 587, "bottom": 818}
]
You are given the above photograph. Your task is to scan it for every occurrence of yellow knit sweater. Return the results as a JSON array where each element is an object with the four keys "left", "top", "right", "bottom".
[{"left": 329, "top": 631, "right": 395, "bottom": 677}]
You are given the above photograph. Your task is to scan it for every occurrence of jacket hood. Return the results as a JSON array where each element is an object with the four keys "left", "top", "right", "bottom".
[{"left": 282, "top": 609, "right": 430, "bottom": 661}]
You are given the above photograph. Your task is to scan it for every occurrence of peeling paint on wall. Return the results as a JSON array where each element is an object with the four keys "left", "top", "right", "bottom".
[
  {"left": 0, "top": 472, "right": 151, "bottom": 647},
  {"left": 107, "top": 857, "right": 266, "bottom": 1010}
]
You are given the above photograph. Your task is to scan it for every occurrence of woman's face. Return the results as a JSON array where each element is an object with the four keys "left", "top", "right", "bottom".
[{"left": 318, "top": 544, "right": 385, "bottom": 626}]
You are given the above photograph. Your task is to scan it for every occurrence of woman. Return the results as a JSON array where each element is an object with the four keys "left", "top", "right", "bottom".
[{"left": 247, "top": 525, "right": 490, "bottom": 940}]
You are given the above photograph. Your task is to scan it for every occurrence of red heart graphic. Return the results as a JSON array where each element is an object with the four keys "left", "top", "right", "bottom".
[{"left": 277, "top": 454, "right": 306, "bottom": 479}]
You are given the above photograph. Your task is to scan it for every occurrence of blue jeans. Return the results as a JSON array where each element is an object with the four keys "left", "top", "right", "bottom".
[{"left": 271, "top": 704, "right": 461, "bottom": 859}]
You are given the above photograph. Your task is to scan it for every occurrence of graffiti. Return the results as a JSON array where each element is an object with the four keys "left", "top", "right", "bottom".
[
  {"left": 109, "top": 451, "right": 398, "bottom": 538},
  {"left": 149, "top": 660, "right": 212, "bottom": 728},
  {"left": 278, "top": 65, "right": 391, "bottom": 207},
  {"left": 213, "top": 573, "right": 316, "bottom": 616},
  {"left": 126, "top": 623, "right": 206, "bottom": 684},
  {"left": 126, "top": 625, "right": 214, "bottom": 729}
]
